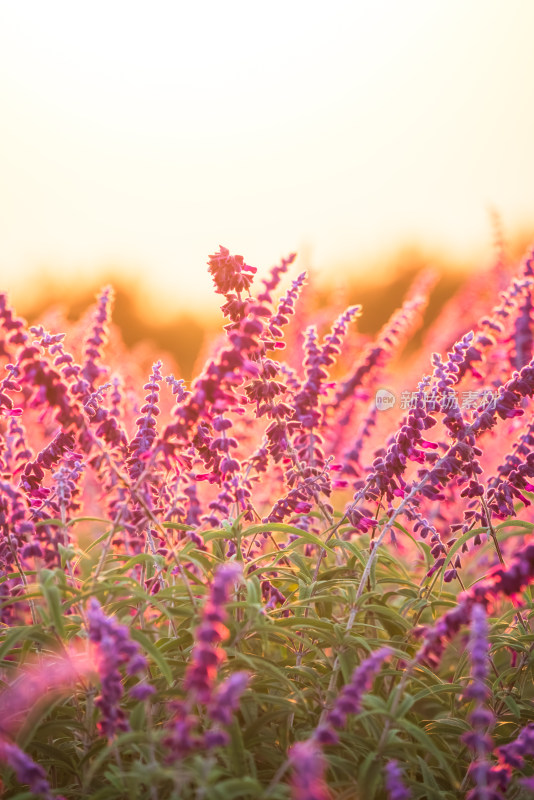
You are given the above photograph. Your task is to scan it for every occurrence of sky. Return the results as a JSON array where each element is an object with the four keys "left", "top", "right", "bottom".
[{"left": 1, "top": 1, "right": 534, "bottom": 316}]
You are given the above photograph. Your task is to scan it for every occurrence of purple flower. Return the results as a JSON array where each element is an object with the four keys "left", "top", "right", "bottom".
[
  {"left": 267, "top": 272, "right": 306, "bottom": 343},
  {"left": 21, "top": 541, "right": 43, "bottom": 559},
  {"left": 322, "top": 647, "right": 391, "bottom": 734},
  {"left": 130, "top": 682, "right": 156, "bottom": 701},
  {"left": 289, "top": 739, "right": 331, "bottom": 800},
  {"left": 128, "top": 361, "right": 163, "bottom": 480},
  {"left": 0, "top": 738, "right": 61, "bottom": 800},
  {"left": 12, "top": 340, "right": 84, "bottom": 428},
  {"left": 291, "top": 307, "right": 360, "bottom": 473},
  {"left": 257, "top": 252, "right": 296, "bottom": 304},
  {"left": 0, "top": 293, "right": 29, "bottom": 358},
  {"left": 465, "top": 759, "right": 508, "bottom": 800},
  {"left": 510, "top": 292, "right": 533, "bottom": 369},
  {"left": 498, "top": 722, "right": 534, "bottom": 770},
  {"left": 87, "top": 598, "right": 151, "bottom": 737},
  {"left": 163, "top": 704, "right": 201, "bottom": 760},
  {"left": 417, "top": 543, "right": 534, "bottom": 672},
  {"left": 385, "top": 759, "right": 411, "bottom": 800},
  {"left": 364, "top": 375, "right": 436, "bottom": 503},
  {"left": 207, "top": 245, "right": 257, "bottom": 298},
  {"left": 81, "top": 286, "right": 114, "bottom": 388},
  {"left": 203, "top": 729, "right": 229, "bottom": 749},
  {"left": 208, "top": 671, "right": 250, "bottom": 725},
  {"left": 162, "top": 297, "right": 265, "bottom": 446},
  {"left": 52, "top": 458, "right": 85, "bottom": 517},
  {"left": 463, "top": 604, "right": 491, "bottom": 705},
  {"left": 184, "top": 563, "right": 243, "bottom": 704}
]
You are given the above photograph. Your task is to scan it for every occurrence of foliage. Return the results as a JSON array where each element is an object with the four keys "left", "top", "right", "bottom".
[{"left": 1, "top": 244, "right": 534, "bottom": 798}]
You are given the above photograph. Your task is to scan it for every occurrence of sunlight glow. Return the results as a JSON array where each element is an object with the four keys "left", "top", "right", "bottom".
[{"left": 1, "top": 1, "right": 534, "bottom": 312}]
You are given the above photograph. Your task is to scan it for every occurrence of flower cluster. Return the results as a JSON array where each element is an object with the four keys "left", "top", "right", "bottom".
[
  {"left": 0, "top": 737, "right": 64, "bottom": 800},
  {"left": 81, "top": 286, "right": 114, "bottom": 389},
  {"left": 207, "top": 245, "right": 258, "bottom": 299},
  {"left": 289, "top": 740, "right": 331, "bottom": 800},
  {"left": 87, "top": 598, "right": 152, "bottom": 737},
  {"left": 385, "top": 759, "right": 411, "bottom": 800},
  {"left": 166, "top": 562, "right": 249, "bottom": 757},
  {"left": 461, "top": 604, "right": 500, "bottom": 800},
  {"left": 3, "top": 242, "right": 534, "bottom": 797},
  {"left": 183, "top": 562, "right": 243, "bottom": 702},
  {"left": 315, "top": 647, "right": 391, "bottom": 744}
]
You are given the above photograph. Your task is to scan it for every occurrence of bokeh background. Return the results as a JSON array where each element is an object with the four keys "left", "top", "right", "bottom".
[{"left": 1, "top": 0, "right": 534, "bottom": 376}]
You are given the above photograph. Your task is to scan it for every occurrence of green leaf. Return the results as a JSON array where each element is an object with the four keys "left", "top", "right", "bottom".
[
  {"left": 357, "top": 751, "right": 381, "bottom": 799},
  {"left": 128, "top": 628, "right": 173, "bottom": 685},
  {"left": 228, "top": 717, "right": 248, "bottom": 777},
  {"left": 362, "top": 603, "right": 410, "bottom": 636},
  {"left": 116, "top": 553, "right": 166, "bottom": 573},
  {"left": 397, "top": 718, "right": 455, "bottom": 771},
  {"left": 416, "top": 755, "right": 449, "bottom": 799},
  {"left": 209, "top": 777, "right": 264, "bottom": 799},
  {"left": 240, "top": 523, "right": 335, "bottom": 555},
  {"left": 75, "top": 526, "right": 121, "bottom": 561},
  {"left": 39, "top": 570, "right": 65, "bottom": 636},
  {"left": 130, "top": 701, "right": 147, "bottom": 731},
  {"left": 411, "top": 683, "right": 464, "bottom": 703},
  {"left": 58, "top": 543, "right": 76, "bottom": 566},
  {"left": 424, "top": 718, "right": 471, "bottom": 737},
  {"left": 0, "top": 626, "right": 43, "bottom": 659},
  {"left": 391, "top": 520, "right": 429, "bottom": 556},
  {"left": 500, "top": 694, "right": 522, "bottom": 718},
  {"left": 34, "top": 518, "right": 63, "bottom": 528},
  {"left": 162, "top": 521, "right": 195, "bottom": 531}
]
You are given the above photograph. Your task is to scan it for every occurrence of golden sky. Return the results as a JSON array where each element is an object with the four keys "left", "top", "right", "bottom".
[{"left": 1, "top": 1, "right": 534, "bottom": 315}]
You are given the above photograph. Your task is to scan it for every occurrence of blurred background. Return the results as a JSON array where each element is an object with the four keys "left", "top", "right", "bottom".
[{"left": 1, "top": 0, "right": 534, "bottom": 376}]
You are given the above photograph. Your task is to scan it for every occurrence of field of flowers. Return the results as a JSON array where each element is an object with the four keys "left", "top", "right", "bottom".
[{"left": 1, "top": 244, "right": 534, "bottom": 799}]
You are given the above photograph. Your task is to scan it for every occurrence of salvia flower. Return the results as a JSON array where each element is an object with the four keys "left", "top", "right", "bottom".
[
  {"left": 292, "top": 306, "right": 360, "bottom": 471},
  {"left": 11, "top": 339, "right": 83, "bottom": 428},
  {"left": 463, "top": 603, "right": 491, "bottom": 705},
  {"left": 87, "top": 598, "right": 150, "bottom": 737},
  {"left": 207, "top": 245, "right": 257, "bottom": 298},
  {"left": 317, "top": 647, "right": 391, "bottom": 739},
  {"left": 208, "top": 671, "right": 250, "bottom": 725},
  {"left": 257, "top": 252, "right": 296, "bottom": 304},
  {"left": 365, "top": 374, "right": 437, "bottom": 503},
  {"left": 510, "top": 291, "right": 534, "bottom": 369},
  {"left": 0, "top": 292, "right": 28, "bottom": 357},
  {"left": 385, "top": 759, "right": 411, "bottom": 800},
  {"left": 0, "top": 737, "right": 63, "bottom": 800},
  {"left": 462, "top": 603, "right": 495, "bottom": 765},
  {"left": 52, "top": 458, "right": 85, "bottom": 518},
  {"left": 184, "top": 562, "right": 243, "bottom": 705},
  {"left": 165, "top": 373, "right": 190, "bottom": 402},
  {"left": 498, "top": 722, "right": 534, "bottom": 771},
  {"left": 267, "top": 272, "right": 307, "bottom": 344},
  {"left": 162, "top": 296, "right": 264, "bottom": 445},
  {"left": 165, "top": 564, "right": 248, "bottom": 761},
  {"left": 163, "top": 703, "right": 202, "bottom": 759},
  {"left": 5, "top": 415, "right": 33, "bottom": 475},
  {"left": 128, "top": 361, "right": 163, "bottom": 480},
  {"left": 417, "top": 543, "right": 534, "bottom": 670},
  {"left": 289, "top": 739, "right": 332, "bottom": 800},
  {"left": 81, "top": 286, "right": 114, "bottom": 388}
]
